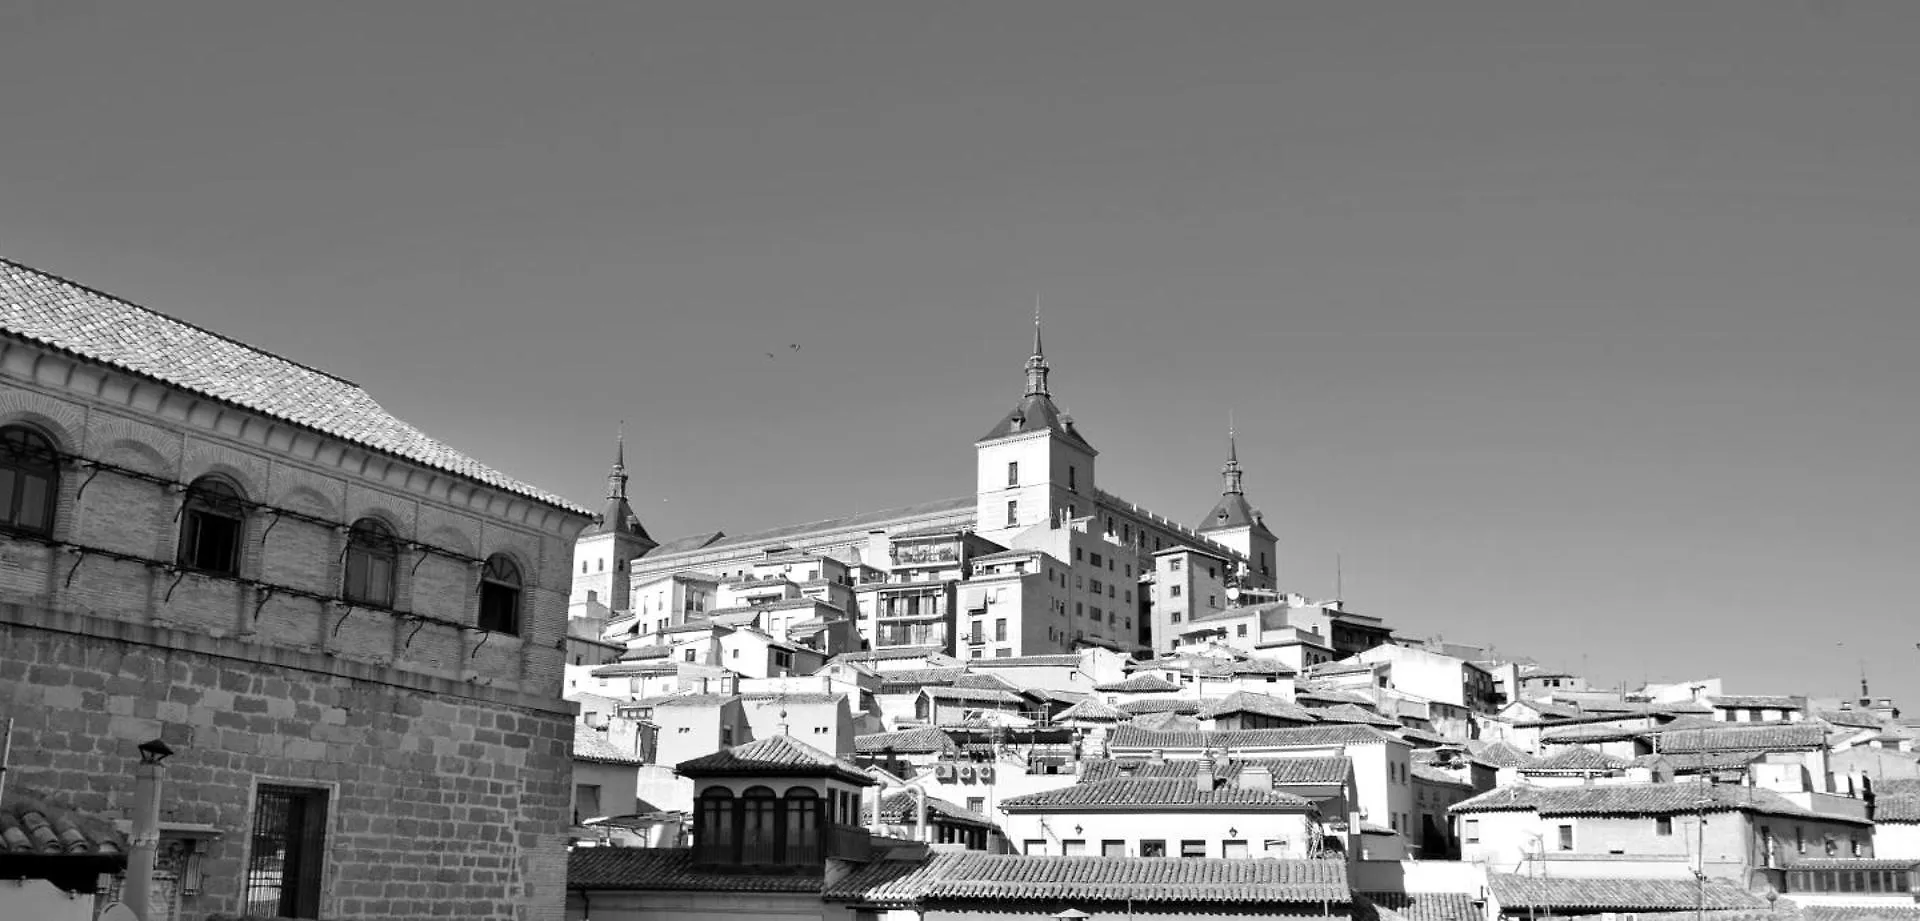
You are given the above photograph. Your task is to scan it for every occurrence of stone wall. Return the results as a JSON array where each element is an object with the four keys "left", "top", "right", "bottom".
[{"left": 2, "top": 601, "right": 574, "bottom": 921}]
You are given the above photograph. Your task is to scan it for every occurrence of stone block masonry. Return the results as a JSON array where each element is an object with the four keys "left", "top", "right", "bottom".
[{"left": 1, "top": 601, "right": 575, "bottom": 921}]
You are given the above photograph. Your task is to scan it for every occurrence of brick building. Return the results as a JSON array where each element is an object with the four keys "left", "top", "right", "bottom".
[{"left": 0, "top": 260, "right": 592, "bottom": 920}]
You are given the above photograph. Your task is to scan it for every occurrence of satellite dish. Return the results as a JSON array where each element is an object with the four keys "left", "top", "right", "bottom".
[{"left": 98, "top": 905, "right": 140, "bottom": 921}]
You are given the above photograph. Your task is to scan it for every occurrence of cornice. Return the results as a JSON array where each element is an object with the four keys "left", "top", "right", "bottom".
[{"left": 0, "top": 335, "right": 589, "bottom": 538}]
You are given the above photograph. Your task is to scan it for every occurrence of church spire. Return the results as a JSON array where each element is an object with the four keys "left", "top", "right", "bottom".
[
  {"left": 1025, "top": 308, "right": 1050, "bottom": 397},
  {"left": 1221, "top": 420, "right": 1244, "bottom": 496},
  {"left": 607, "top": 422, "right": 629, "bottom": 501}
]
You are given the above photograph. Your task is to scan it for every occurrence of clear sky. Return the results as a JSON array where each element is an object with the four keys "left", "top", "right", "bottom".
[{"left": 4, "top": 1, "right": 1917, "bottom": 705}]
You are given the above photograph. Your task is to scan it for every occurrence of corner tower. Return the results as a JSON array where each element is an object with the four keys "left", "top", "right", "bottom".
[
  {"left": 974, "top": 314, "right": 1098, "bottom": 545},
  {"left": 570, "top": 428, "right": 657, "bottom": 609},
  {"left": 1196, "top": 427, "right": 1277, "bottom": 588}
]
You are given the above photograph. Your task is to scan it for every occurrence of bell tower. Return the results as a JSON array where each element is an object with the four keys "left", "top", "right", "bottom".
[{"left": 570, "top": 426, "right": 657, "bottom": 610}]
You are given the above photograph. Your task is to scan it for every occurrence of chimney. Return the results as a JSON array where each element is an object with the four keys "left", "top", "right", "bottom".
[
  {"left": 1237, "top": 764, "right": 1274, "bottom": 794},
  {"left": 1150, "top": 749, "right": 1166, "bottom": 765},
  {"left": 1196, "top": 754, "right": 1217, "bottom": 793}
]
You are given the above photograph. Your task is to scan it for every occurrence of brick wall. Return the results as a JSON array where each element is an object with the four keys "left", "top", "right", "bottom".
[{"left": 1, "top": 602, "right": 575, "bottom": 921}]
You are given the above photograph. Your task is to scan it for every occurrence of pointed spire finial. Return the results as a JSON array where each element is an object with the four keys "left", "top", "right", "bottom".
[
  {"left": 1023, "top": 304, "right": 1051, "bottom": 397},
  {"left": 1033, "top": 298, "right": 1044, "bottom": 358},
  {"left": 1221, "top": 413, "right": 1244, "bottom": 495},
  {"left": 607, "top": 423, "right": 630, "bottom": 501}
]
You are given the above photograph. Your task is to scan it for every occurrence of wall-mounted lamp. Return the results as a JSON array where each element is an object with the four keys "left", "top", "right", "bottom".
[
  {"left": 1229, "top": 827, "right": 1238, "bottom": 837},
  {"left": 138, "top": 738, "right": 175, "bottom": 765}
]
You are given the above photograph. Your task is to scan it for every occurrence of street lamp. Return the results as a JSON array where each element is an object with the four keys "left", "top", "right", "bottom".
[{"left": 127, "top": 738, "right": 174, "bottom": 921}]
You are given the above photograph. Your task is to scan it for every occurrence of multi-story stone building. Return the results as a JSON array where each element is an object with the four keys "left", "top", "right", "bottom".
[
  {"left": 0, "top": 259, "right": 591, "bottom": 921},
  {"left": 596, "top": 320, "right": 1284, "bottom": 661}
]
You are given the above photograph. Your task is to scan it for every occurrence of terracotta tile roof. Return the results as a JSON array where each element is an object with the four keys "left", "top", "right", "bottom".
[
  {"left": 1198, "top": 692, "right": 1319, "bottom": 722},
  {"left": 1080, "top": 755, "right": 1351, "bottom": 786},
  {"left": 573, "top": 725, "right": 647, "bottom": 765},
  {"left": 1521, "top": 746, "right": 1635, "bottom": 773},
  {"left": 879, "top": 792, "right": 995, "bottom": 827},
  {"left": 1001, "top": 777, "right": 1315, "bottom": 812},
  {"left": 1636, "top": 751, "right": 1767, "bottom": 774},
  {"left": 1539, "top": 721, "right": 1658, "bottom": 743},
  {"left": 829, "top": 645, "right": 952, "bottom": 665},
  {"left": 1656, "top": 723, "right": 1831, "bottom": 753},
  {"left": 735, "top": 692, "right": 844, "bottom": 705},
  {"left": 1354, "top": 891, "right": 1484, "bottom": 921},
  {"left": 1309, "top": 704, "right": 1402, "bottom": 728},
  {"left": 1308, "top": 660, "right": 1379, "bottom": 678},
  {"left": 652, "top": 693, "right": 737, "bottom": 708},
  {"left": 1128, "top": 711, "right": 1204, "bottom": 732},
  {"left": 1464, "top": 740, "right": 1538, "bottom": 768},
  {"left": 855, "top": 727, "right": 957, "bottom": 755},
  {"left": 1820, "top": 710, "right": 1892, "bottom": 730},
  {"left": 1094, "top": 675, "right": 1181, "bottom": 693},
  {"left": 1109, "top": 723, "right": 1399, "bottom": 751},
  {"left": 1295, "top": 686, "right": 1378, "bottom": 707},
  {"left": 1055, "top": 698, "right": 1129, "bottom": 722},
  {"left": 618, "top": 644, "right": 672, "bottom": 661},
  {"left": 826, "top": 852, "right": 1349, "bottom": 906},
  {"left": 1453, "top": 782, "right": 1871, "bottom": 824},
  {"left": 1117, "top": 698, "right": 1203, "bottom": 715},
  {"left": 675, "top": 733, "right": 873, "bottom": 785},
  {"left": 1489, "top": 873, "right": 1767, "bottom": 912},
  {"left": 567, "top": 847, "right": 822, "bottom": 892},
  {"left": 1708, "top": 695, "right": 1806, "bottom": 710},
  {"left": 953, "top": 673, "right": 1024, "bottom": 693},
  {"left": 1873, "top": 793, "right": 1920, "bottom": 823},
  {"left": 875, "top": 667, "right": 969, "bottom": 690},
  {"left": 921, "top": 685, "right": 1028, "bottom": 704},
  {"left": 589, "top": 661, "right": 679, "bottom": 678},
  {"left": 970, "top": 654, "right": 1086, "bottom": 667},
  {"left": 0, "top": 260, "right": 586, "bottom": 514},
  {"left": 1798, "top": 907, "right": 1920, "bottom": 921},
  {"left": 660, "top": 620, "right": 720, "bottom": 635},
  {"left": 0, "top": 793, "right": 127, "bottom": 859}
]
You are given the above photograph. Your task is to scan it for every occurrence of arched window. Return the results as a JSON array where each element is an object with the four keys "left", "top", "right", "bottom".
[
  {"left": 783, "top": 788, "right": 822, "bottom": 865},
  {"left": 0, "top": 426, "right": 59, "bottom": 536},
  {"left": 178, "top": 476, "right": 246, "bottom": 575},
  {"left": 478, "top": 554, "right": 522, "bottom": 634},
  {"left": 740, "top": 786, "right": 781, "bottom": 865},
  {"left": 344, "top": 518, "right": 398, "bottom": 607},
  {"left": 695, "top": 787, "right": 737, "bottom": 864}
]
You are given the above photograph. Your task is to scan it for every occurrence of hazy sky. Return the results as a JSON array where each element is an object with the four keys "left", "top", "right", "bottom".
[{"left": 4, "top": 2, "right": 1917, "bottom": 705}]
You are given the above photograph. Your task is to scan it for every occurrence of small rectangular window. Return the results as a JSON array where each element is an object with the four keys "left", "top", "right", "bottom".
[
  {"left": 1558, "top": 824, "right": 1574, "bottom": 851},
  {"left": 995, "top": 618, "right": 1007, "bottom": 641},
  {"left": 1169, "top": 558, "right": 1182, "bottom": 571},
  {"left": 1102, "top": 839, "right": 1126, "bottom": 858},
  {"left": 1007, "top": 461, "right": 1019, "bottom": 486},
  {"left": 1061, "top": 839, "right": 1086, "bottom": 856},
  {"left": 1006, "top": 500, "right": 1018, "bottom": 528},
  {"left": 1464, "top": 819, "right": 1479, "bottom": 844},
  {"left": 967, "top": 797, "right": 985, "bottom": 813},
  {"left": 1140, "top": 839, "right": 1166, "bottom": 858},
  {"left": 1656, "top": 816, "right": 1673, "bottom": 836},
  {"left": 1180, "top": 840, "right": 1207, "bottom": 858},
  {"left": 1222, "top": 840, "right": 1249, "bottom": 859},
  {"left": 1024, "top": 839, "right": 1046, "bottom": 855},
  {"left": 1170, "top": 585, "right": 1182, "bottom": 597}
]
